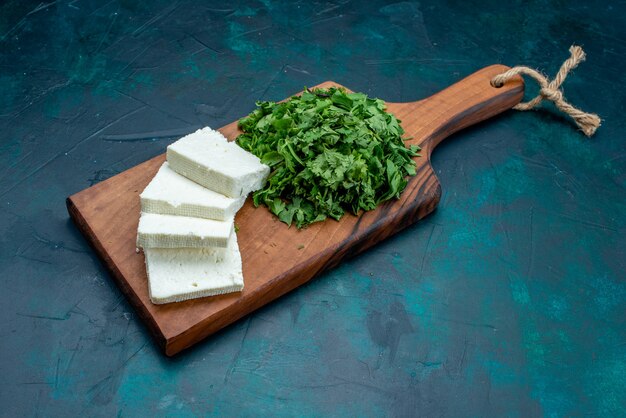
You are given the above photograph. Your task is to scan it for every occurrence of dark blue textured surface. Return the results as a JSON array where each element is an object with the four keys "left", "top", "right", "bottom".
[{"left": 1, "top": 1, "right": 624, "bottom": 416}]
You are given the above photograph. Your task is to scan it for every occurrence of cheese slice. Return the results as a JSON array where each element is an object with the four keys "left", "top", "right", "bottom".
[
  {"left": 137, "top": 213, "right": 233, "bottom": 249},
  {"left": 140, "top": 162, "right": 245, "bottom": 221},
  {"left": 145, "top": 233, "right": 244, "bottom": 304},
  {"left": 167, "top": 127, "right": 270, "bottom": 198}
]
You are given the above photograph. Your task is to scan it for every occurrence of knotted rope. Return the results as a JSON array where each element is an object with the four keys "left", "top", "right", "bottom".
[{"left": 491, "top": 45, "right": 601, "bottom": 137}]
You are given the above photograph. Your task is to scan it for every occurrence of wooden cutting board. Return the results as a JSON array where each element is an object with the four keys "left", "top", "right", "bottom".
[{"left": 67, "top": 65, "right": 523, "bottom": 356}]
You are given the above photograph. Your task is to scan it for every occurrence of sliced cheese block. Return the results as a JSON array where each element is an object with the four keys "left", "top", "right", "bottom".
[
  {"left": 145, "top": 233, "right": 244, "bottom": 304},
  {"left": 137, "top": 213, "right": 233, "bottom": 249},
  {"left": 167, "top": 127, "right": 270, "bottom": 198},
  {"left": 140, "top": 162, "right": 245, "bottom": 221}
]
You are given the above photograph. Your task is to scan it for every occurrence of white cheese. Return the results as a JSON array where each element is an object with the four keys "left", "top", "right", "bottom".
[
  {"left": 145, "top": 233, "right": 244, "bottom": 304},
  {"left": 167, "top": 127, "right": 270, "bottom": 198},
  {"left": 136, "top": 213, "right": 233, "bottom": 249},
  {"left": 140, "top": 162, "right": 245, "bottom": 221}
]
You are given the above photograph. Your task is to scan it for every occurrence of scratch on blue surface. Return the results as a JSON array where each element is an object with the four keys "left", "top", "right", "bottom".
[
  {"left": 233, "top": 6, "right": 259, "bottom": 17},
  {"left": 43, "top": 86, "right": 84, "bottom": 119},
  {"left": 226, "top": 21, "right": 262, "bottom": 58}
]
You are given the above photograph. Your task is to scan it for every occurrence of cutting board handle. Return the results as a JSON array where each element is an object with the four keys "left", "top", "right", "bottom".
[{"left": 392, "top": 64, "right": 525, "bottom": 155}]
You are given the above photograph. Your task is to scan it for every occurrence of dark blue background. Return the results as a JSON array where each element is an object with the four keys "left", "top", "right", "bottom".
[{"left": 1, "top": 0, "right": 624, "bottom": 416}]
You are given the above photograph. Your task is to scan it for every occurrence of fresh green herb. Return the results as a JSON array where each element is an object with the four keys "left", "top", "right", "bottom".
[
  {"left": 237, "top": 87, "right": 421, "bottom": 228},
  {"left": 234, "top": 224, "right": 240, "bottom": 233}
]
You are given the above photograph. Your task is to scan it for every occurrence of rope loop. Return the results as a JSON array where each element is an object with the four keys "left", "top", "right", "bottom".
[{"left": 491, "top": 46, "right": 601, "bottom": 136}]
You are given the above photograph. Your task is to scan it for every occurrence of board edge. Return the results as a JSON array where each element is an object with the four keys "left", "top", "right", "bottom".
[
  {"left": 66, "top": 195, "right": 167, "bottom": 351},
  {"left": 163, "top": 176, "right": 442, "bottom": 356}
]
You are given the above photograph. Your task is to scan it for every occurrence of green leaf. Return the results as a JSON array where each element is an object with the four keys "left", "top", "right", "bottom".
[
  {"left": 261, "top": 151, "right": 284, "bottom": 166},
  {"left": 268, "top": 197, "right": 286, "bottom": 215},
  {"left": 235, "top": 86, "right": 421, "bottom": 228},
  {"left": 331, "top": 90, "right": 353, "bottom": 110}
]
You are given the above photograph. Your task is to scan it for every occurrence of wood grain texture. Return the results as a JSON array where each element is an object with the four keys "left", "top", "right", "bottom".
[{"left": 66, "top": 65, "right": 523, "bottom": 356}]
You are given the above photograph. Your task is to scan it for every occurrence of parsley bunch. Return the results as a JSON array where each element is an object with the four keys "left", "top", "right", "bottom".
[{"left": 236, "top": 87, "right": 421, "bottom": 228}]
